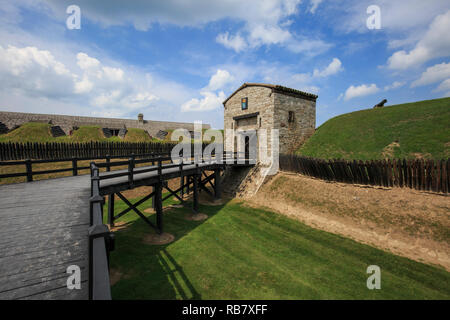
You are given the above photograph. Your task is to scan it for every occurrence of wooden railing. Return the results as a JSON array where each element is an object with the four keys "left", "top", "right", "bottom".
[
  {"left": 89, "top": 163, "right": 114, "bottom": 300},
  {"left": 280, "top": 154, "right": 449, "bottom": 194},
  {"left": 92, "top": 151, "right": 254, "bottom": 186},
  {"left": 0, "top": 152, "right": 171, "bottom": 182},
  {"left": 0, "top": 151, "right": 255, "bottom": 183}
]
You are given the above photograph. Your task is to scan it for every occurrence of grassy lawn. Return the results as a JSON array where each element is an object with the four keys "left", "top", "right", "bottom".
[
  {"left": 107, "top": 196, "right": 450, "bottom": 300},
  {"left": 298, "top": 97, "right": 450, "bottom": 160}
]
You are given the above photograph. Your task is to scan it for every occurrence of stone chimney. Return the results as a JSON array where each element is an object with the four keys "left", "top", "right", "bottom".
[{"left": 138, "top": 113, "right": 144, "bottom": 123}]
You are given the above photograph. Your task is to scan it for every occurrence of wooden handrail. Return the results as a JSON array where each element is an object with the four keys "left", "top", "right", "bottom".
[{"left": 88, "top": 163, "right": 113, "bottom": 300}]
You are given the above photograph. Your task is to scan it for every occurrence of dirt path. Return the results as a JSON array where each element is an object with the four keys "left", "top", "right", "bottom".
[{"left": 245, "top": 172, "right": 450, "bottom": 271}]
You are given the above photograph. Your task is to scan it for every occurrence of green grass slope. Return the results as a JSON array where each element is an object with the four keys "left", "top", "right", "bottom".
[
  {"left": 106, "top": 198, "right": 450, "bottom": 299},
  {"left": 0, "top": 123, "right": 157, "bottom": 143},
  {"left": 123, "top": 128, "right": 153, "bottom": 142},
  {"left": 0, "top": 122, "right": 54, "bottom": 143},
  {"left": 298, "top": 98, "right": 450, "bottom": 160}
]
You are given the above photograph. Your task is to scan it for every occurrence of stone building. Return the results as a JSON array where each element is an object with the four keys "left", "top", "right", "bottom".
[{"left": 223, "top": 83, "right": 317, "bottom": 157}]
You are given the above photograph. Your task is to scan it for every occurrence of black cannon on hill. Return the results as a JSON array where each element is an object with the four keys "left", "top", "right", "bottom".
[{"left": 373, "top": 99, "right": 387, "bottom": 108}]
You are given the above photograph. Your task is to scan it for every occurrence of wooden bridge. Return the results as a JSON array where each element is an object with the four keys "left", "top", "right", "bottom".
[{"left": 0, "top": 152, "right": 253, "bottom": 299}]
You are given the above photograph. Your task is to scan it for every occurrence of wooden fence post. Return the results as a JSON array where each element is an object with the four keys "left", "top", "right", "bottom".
[
  {"left": 25, "top": 159, "right": 32, "bottom": 182},
  {"left": 72, "top": 157, "right": 78, "bottom": 176}
]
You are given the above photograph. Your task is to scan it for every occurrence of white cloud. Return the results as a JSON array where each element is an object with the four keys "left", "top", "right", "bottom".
[
  {"left": 41, "top": 0, "right": 330, "bottom": 56},
  {"left": 181, "top": 90, "right": 226, "bottom": 112},
  {"left": 43, "top": 0, "right": 299, "bottom": 29},
  {"left": 182, "top": 68, "right": 234, "bottom": 112},
  {"left": 309, "top": 0, "right": 323, "bottom": 14},
  {"left": 0, "top": 45, "right": 73, "bottom": 98},
  {"left": 411, "top": 62, "right": 450, "bottom": 87},
  {"left": 76, "top": 52, "right": 100, "bottom": 70},
  {"left": 285, "top": 38, "right": 332, "bottom": 56},
  {"left": 384, "top": 81, "right": 405, "bottom": 91},
  {"left": 312, "top": 58, "right": 343, "bottom": 77},
  {"left": 344, "top": 84, "right": 379, "bottom": 100},
  {"left": 247, "top": 24, "right": 292, "bottom": 47},
  {"left": 435, "top": 79, "right": 450, "bottom": 92},
  {"left": 74, "top": 76, "right": 93, "bottom": 94},
  {"left": 0, "top": 44, "right": 193, "bottom": 118},
  {"left": 434, "top": 79, "right": 450, "bottom": 97},
  {"left": 216, "top": 32, "right": 247, "bottom": 52},
  {"left": 335, "top": 0, "right": 449, "bottom": 34},
  {"left": 207, "top": 69, "right": 235, "bottom": 91},
  {"left": 387, "top": 10, "right": 450, "bottom": 70}
]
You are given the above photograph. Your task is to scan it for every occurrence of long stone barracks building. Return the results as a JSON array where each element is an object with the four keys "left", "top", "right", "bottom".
[
  {"left": 0, "top": 111, "right": 210, "bottom": 138},
  {"left": 223, "top": 83, "right": 317, "bottom": 156}
]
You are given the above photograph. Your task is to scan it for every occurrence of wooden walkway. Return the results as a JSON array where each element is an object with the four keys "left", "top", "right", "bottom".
[
  {"left": 0, "top": 175, "right": 91, "bottom": 300},
  {"left": 0, "top": 158, "right": 235, "bottom": 300}
]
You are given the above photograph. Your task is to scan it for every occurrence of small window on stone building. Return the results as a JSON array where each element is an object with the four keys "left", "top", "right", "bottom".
[
  {"left": 241, "top": 97, "right": 248, "bottom": 110},
  {"left": 288, "top": 111, "right": 295, "bottom": 123},
  {"left": 259, "top": 117, "right": 261, "bottom": 128}
]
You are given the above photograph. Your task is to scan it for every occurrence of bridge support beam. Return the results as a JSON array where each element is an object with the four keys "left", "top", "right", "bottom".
[{"left": 107, "top": 193, "right": 115, "bottom": 227}]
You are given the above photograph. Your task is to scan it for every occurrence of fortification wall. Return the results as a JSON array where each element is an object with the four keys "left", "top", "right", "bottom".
[{"left": 0, "top": 111, "right": 210, "bottom": 137}]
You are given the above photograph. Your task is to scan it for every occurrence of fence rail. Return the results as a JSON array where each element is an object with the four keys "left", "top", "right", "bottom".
[
  {"left": 279, "top": 154, "right": 449, "bottom": 194},
  {"left": 0, "top": 141, "right": 191, "bottom": 161}
]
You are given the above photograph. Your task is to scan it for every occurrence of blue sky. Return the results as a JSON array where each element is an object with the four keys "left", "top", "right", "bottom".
[{"left": 0, "top": 0, "right": 449, "bottom": 129}]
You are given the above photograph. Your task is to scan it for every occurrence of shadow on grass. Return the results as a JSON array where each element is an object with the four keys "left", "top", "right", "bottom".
[{"left": 107, "top": 192, "right": 231, "bottom": 300}]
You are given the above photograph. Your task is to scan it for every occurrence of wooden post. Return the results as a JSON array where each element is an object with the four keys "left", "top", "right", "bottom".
[
  {"left": 108, "top": 193, "right": 115, "bottom": 227},
  {"left": 25, "top": 159, "right": 32, "bottom": 182},
  {"left": 180, "top": 161, "right": 184, "bottom": 199},
  {"left": 193, "top": 164, "right": 199, "bottom": 213},
  {"left": 72, "top": 157, "right": 78, "bottom": 176},
  {"left": 155, "top": 183, "right": 163, "bottom": 234},
  {"left": 214, "top": 168, "right": 221, "bottom": 200},
  {"left": 152, "top": 185, "right": 156, "bottom": 210},
  {"left": 106, "top": 155, "right": 111, "bottom": 172},
  {"left": 186, "top": 176, "right": 191, "bottom": 194},
  {"left": 128, "top": 155, "right": 135, "bottom": 187}
]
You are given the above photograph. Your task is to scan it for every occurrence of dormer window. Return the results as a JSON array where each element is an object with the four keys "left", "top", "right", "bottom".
[{"left": 241, "top": 97, "right": 248, "bottom": 110}]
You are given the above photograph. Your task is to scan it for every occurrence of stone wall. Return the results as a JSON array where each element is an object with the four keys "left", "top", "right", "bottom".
[
  {"left": 223, "top": 84, "right": 316, "bottom": 157},
  {"left": 0, "top": 111, "right": 210, "bottom": 137},
  {"left": 273, "top": 92, "right": 316, "bottom": 154}
]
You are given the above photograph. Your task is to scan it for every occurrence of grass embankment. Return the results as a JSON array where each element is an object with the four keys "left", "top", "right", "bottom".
[
  {"left": 298, "top": 98, "right": 450, "bottom": 160},
  {"left": 0, "top": 122, "right": 156, "bottom": 143},
  {"left": 164, "top": 129, "right": 224, "bottom": 143},
  {"left": 107, "top": 197, "right": 450, "bottom": 299}
]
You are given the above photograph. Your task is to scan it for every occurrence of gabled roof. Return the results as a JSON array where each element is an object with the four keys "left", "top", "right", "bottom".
[{"left": 222, "top": 83, "right": 318, "bottom": 105}]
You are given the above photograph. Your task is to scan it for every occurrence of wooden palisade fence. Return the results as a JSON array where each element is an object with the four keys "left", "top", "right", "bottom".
[
  {"left": 280, "top": 154, "right": 449, "bottom": 194},
  {"left": 0, "top": 141, "right": 208, "bottom": 161}
]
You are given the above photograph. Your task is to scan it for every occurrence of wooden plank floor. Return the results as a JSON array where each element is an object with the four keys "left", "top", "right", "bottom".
[{"left": 0, "top": 175, "right": 91, "bottom": 300}]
